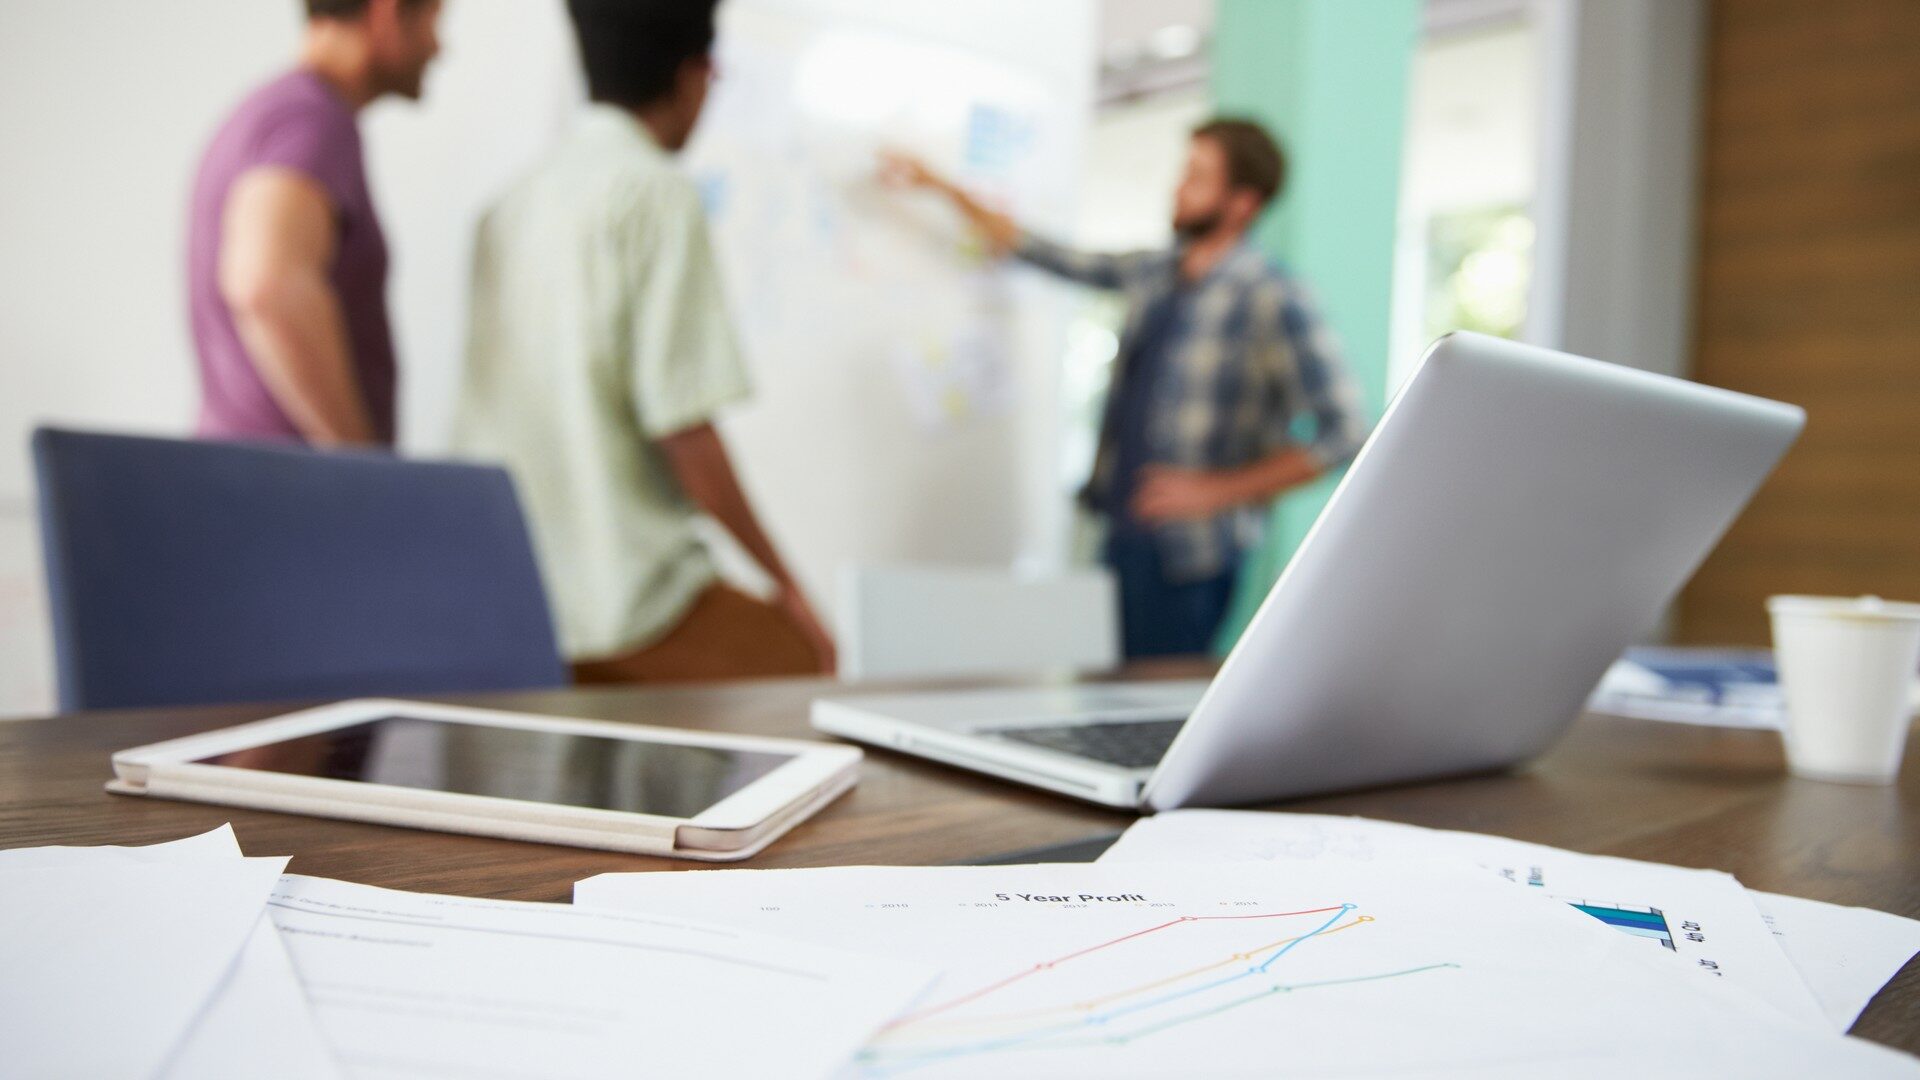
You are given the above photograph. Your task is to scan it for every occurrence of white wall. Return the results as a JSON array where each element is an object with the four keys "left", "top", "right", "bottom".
[
  {"left": 1078, "top": 89, "right": 1208, "bottom": 251},
  {"left": 1, "top": 4, "right": 290, "bottom": 504},
  {"left": 1388, "top": 19, "right": 1539, "bottom": 389},
  {"left": 1, "top": 1, "right": 301, "bottom": 715},
  {"left": 1526, "top": 0, "right": 1705, "bottom": 378}
]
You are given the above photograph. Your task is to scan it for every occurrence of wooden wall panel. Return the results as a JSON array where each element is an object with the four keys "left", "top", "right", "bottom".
[{"left": 1677, "top": 0, "right": 1920, "bottom": 644}]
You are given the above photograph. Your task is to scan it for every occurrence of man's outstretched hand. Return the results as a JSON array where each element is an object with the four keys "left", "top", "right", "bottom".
[
  {"left": 876, "top": 148, "right": 940, "bottom": 191},
  {"left": 875, "top": 148, "right": 1021, "bottom": 256}
]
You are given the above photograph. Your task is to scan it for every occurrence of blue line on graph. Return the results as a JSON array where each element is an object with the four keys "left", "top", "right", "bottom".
[{"left": 1258, "top": 905, "right": 1350, "bottom": 972}]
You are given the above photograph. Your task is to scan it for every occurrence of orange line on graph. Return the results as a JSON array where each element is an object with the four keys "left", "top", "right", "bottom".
[
  {"left": 890, "top": 915, "right": 1377, "bottom": 1037},
  {"left": 883, "top": 905, "right": 1349, "bottom": 1030}
]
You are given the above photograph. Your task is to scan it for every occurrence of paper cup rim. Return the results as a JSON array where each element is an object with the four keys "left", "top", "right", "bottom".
[{"left": 1766, "top": 594, "right": 1920, "bottom": 623}]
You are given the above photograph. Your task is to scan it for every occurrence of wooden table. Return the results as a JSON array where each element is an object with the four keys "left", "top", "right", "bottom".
[{"left": 2, "top": 676, "right": 1916, "bottom": 1053}]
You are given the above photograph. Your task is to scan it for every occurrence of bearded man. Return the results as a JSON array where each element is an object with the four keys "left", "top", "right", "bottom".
[{"left": 882, "top": 119, "right": 1366, "bottom": 657}]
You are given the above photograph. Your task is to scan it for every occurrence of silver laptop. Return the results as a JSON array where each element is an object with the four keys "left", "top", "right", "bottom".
[{"left": 811, "top": 333, "right": 1804, "bottom": 811}]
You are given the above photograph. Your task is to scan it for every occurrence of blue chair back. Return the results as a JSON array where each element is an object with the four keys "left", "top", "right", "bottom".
[{"left": 33, "top": 428, "right": 566, "bottom": 711}]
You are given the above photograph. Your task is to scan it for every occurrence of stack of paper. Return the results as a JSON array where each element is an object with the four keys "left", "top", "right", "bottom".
[
  {"left": 575, "top": 820, "right": 1920, "bottom": 1077},
  {"left": 8, "top": 819, "right": 1915, "bottom": 1077},
  {"left": 0, "top": 828, "right": 934, "bottom": 1080},
  {"left": 0, "top": 827, "right": 325, "bottom": 1080}
]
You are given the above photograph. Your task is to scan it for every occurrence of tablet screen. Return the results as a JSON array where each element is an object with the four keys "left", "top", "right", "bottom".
[{"left": 194, "top": 715, "right": 795, "bottom": 819}]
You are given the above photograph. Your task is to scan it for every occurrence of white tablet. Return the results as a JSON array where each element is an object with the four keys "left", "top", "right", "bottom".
[{"left": 109, "top": 699, "right": 862, "bottom": 860}]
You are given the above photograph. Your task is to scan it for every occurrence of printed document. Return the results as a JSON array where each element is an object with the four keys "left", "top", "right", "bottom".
[
  {"left": 0, "top": 840, "right": 287, "bottom": 1080},
  {"left": 1101, "top": 809, "right": 1830, "bottom": 1028},
  {"left": 0, "top": 826, "right": 339, "bottom": 1080},
  {"left": 1757, "top": 890, "right": 1920, "bottom": 1031},
  {"left": 575, "top": 861, "right": 1915, "bottom": 1078},
  {"left": 268, "top": 874, "right": 934, "bottom": 1080}
]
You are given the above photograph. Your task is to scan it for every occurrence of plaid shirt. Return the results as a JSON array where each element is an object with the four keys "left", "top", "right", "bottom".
[{"left": 1017, "top": 232, "right": 1367, "bottom": 582}]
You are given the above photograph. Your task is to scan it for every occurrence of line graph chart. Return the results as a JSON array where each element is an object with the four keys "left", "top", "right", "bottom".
[
  {"left": 859, "top": 901, "right": 1457, "bottom": 1074},
  {"left": 574, "top": 861, "right": 1848, "bottom": 1078},
  {"left": 890, "top": 905, "right": 1355, "bottom": 1024}
]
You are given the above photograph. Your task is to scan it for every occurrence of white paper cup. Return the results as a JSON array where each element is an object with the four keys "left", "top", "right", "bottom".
[{"left": 1767, "top": 595, "right": 1920, "bottom": 784}]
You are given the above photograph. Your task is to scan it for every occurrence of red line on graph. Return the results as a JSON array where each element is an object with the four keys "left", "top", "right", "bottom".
[{"left": 885, "top": 905, "right": 1347, "bottom": 1028}]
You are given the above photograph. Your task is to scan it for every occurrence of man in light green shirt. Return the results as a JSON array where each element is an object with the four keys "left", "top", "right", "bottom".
[{"left": 452, "top": 0, "right": 832, "bottom": 681}]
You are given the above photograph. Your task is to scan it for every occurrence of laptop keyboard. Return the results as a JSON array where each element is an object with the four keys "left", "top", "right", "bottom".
[{"left": 988, "top": 718, "right": 1188, "bottom": 769}]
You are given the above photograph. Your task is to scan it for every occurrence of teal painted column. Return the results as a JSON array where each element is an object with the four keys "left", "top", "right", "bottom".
[{"left": 1210, "top": 0, "right": 1419, "bottom": 650}]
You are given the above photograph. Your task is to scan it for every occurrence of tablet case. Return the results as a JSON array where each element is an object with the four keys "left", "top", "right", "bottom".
[{"left": 107, "top": 701, "right": 860, "bottom": 861}]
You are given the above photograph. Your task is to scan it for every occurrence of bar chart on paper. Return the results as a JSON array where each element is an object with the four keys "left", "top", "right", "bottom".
[
  {"left": 1568, "top": 900, "right": 1677, "bottom": 951},
  {"left": 573, "top": 862, "right": 1870, "bottom": 1077},
  {"left": 1099, "top": 811, "right": 1832, "bottom": 1026}
]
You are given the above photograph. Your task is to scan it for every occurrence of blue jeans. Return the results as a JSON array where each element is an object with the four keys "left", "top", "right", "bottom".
[{"left": 1103, "top": 528, "right": 1238, "bottom": 659}]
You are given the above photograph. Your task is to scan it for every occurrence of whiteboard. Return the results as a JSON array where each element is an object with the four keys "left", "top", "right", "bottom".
[{"left": 693, "top": 0, "right": 1097, "bottom": 613}]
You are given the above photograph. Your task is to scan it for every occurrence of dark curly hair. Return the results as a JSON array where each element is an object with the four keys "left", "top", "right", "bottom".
[{"left": 567, "top": 0, "right": 721, "bottom": 109}]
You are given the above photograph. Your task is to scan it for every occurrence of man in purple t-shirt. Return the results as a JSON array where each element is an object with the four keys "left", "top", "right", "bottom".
[{"left": 188, "top": 0, "right": 442, "bottom": 446}]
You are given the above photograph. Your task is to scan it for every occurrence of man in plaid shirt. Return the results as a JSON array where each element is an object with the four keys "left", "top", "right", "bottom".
[{"left": 882, "top": 119, "right": 1367, "bottom": 658}]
